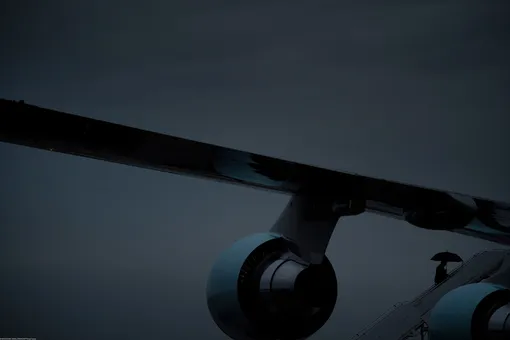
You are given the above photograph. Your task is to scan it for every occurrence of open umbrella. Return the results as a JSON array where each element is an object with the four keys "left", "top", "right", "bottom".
[{"left": 430, "top": 251, "right": 463, "bottom": 263}]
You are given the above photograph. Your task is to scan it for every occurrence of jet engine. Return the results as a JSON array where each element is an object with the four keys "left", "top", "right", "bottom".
[
  {"left": 429, "top": 283, "right": 510, "bottom": 340},
  {"left": 206, "top": 233, "right": 337, "bottom": 340}
]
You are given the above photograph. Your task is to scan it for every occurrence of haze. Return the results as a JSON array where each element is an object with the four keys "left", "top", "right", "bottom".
[{"left": 0, "top": 1, "right": 509, "bottom": 339}]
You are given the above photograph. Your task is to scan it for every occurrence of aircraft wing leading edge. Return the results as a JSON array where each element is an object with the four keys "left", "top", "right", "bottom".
[{"left": 1, "top": 99, "right": 509, "bottom": 245}]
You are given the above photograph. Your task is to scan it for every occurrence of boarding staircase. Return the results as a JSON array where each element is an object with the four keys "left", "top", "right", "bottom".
[{"left": 350, "top": 250, "right": 510, "bottom": 340}]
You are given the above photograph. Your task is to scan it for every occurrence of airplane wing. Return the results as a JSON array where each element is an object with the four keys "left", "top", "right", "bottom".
[{"left": 1, "top": 99, "right": 509, "bottom": 245}]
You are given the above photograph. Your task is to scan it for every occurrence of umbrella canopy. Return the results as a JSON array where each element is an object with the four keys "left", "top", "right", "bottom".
[{"left": 431, "top": 251, "right": 463, "bottom": 263}]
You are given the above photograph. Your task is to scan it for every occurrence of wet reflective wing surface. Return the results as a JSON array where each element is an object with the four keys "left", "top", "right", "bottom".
[{"left": 1, "top": 99, "right": 509, "bottom": 244}]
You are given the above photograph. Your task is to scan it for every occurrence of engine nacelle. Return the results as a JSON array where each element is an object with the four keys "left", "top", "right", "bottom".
[
  {"left": 429, "top": 283, "right": 510, "bottom": 340},
  {"left": 206, "top": 233, "right": 337, "bottom": 340}
]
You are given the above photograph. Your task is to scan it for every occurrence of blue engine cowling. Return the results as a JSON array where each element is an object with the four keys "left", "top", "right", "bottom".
[
  {"left": 429, "top": 283, "right": 510, "bottom": 340},
  {"left": 206, "top": 233, "right": 337, "bottom": 340}
]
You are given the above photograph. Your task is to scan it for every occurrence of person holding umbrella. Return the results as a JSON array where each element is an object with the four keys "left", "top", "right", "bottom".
[
  {"left": 431, "top": 251, "right": 463, "bottom": 285},
  {"left": 434, "top": 261, "right": 448, "bottom": 284}
]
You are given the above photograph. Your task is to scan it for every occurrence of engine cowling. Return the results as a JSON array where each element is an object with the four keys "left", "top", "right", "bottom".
[
  {"left": 429, "top": 283, "right": 510, "bottom": 340},
  {"left": 206, "top": 233, "right": 337, "bottom": 340}
]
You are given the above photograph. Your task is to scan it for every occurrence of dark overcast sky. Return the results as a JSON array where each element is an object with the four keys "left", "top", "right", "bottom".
[{"left": 1, "top": 1, "right": 509, "bottom": 339}]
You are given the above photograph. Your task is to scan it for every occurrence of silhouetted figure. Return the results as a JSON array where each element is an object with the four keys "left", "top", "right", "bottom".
[{"left": 434, "top": 261, "right": 448, "bottom": 284}]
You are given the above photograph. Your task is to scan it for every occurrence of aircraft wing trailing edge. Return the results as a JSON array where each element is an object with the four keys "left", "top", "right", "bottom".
[{"left": 1, "top": 99, "right": 509, "bottom": 245}]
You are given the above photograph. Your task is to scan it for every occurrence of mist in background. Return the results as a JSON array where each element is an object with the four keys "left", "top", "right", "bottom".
[{"left": 1, "top": 1, "right": 509, "bottom": 339}]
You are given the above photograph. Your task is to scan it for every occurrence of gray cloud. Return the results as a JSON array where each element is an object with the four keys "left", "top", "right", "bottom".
[{"left": 1, "top": 1, "right": 509, "bottom": 339}]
